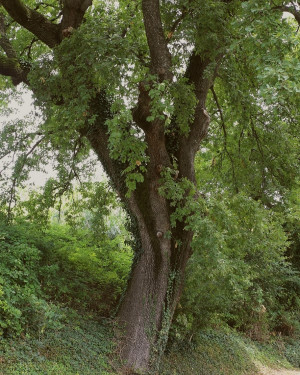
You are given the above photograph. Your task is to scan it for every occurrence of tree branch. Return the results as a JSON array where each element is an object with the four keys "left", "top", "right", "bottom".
[
  {"left": 60, "top": 0, "right": 92, "bottom": 31},
  {"left": 0, "top": 14, "right": 30, "bottom": 85},
  {"left": 0, "top": 14, "right": 17, "bottom": 59},
  {"left": 79, "top": 91, "right": 128, "bottom": 199},
  {"left": 142, "top": 0, "right": 172, "bottom": 80},
  {"left": 0, "top": 0, "right": 61, "bottom": 47},
  {"left": 184, "top": 53, "right": 214, "bottom": 145},
  {"left": 0, "top": 55, "right": 28, "bottom": 85},
  {"left": 6, "top": 136, "right": 46, "bottom": 218},
  {"left": 166, "top": 8, "right": 188, "bottom": 41},
  {"left": 175, "top": 52, "right": 222, "bottom": 181},
  {"left": 272, "top": 4, "right": 300, "bottom": 25}
]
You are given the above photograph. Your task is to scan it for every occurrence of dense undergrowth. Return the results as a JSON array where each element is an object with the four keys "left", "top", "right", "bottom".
[
  {"left": 0, "top": 314, "right": 114, "bottom": 375},
  {"left": 0, "top": 216, "right": 132, "bottom": 338},
  {"left": 1, "top": 318, "right": 300, "bottom": 375},
  {"left": 0, "top": 184, "right": 300, "bottom": 374}
]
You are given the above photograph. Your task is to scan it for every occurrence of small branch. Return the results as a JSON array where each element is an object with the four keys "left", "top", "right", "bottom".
[
  {"left": 20, "top": 37, "right": 39, "bottom": 59},
  {"left": 6, "top": 136, "right": 46, "bottom": 218},
  {"left": 211, "top": 86, "right": 238, "bottom": 193},
  {"left": 211, "top": 86, "right": 227, "bottom": 139},
  {"left": 166, "top": 9, "right": 187, "bottom": 41}
]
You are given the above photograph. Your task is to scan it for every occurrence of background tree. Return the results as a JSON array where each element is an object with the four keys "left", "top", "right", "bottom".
[{"left": 0, "top": 0, "right": 299, "bottom": 373}]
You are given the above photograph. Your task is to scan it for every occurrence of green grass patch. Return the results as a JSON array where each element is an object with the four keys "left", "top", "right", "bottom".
[
  {"left": 0, "top": 313, "right": 116, "bottom": 375},
  {"left": 161, "top": 330, "right": 300, "bottom": 375},
  {"left": 161, "top": 330, "right": 259, "bottom": 375},
  {"left": 1, "top": 317, "right": 300, "bottom": 375}
]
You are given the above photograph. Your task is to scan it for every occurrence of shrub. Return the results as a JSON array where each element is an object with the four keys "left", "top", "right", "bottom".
[
  {"left": 36, "top": 223, "right": 132, "bottom": 315},
  {"left": 0, "top": 221, "right": 63, "bottom": 337},
  {"left": 171, "top": 194, "right": 300, "bottom": 341}
]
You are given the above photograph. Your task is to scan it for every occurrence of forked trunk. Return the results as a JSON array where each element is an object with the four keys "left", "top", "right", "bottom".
[{"left": 85, "top": 94, "right": 208, "bottom": 374}]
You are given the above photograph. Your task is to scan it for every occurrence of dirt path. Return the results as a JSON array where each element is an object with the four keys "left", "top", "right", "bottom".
[{"left": 258, "top": 364, "right": 300, "bottom": 375}]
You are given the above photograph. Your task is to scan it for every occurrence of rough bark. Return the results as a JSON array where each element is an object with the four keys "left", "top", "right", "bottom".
[
  {"left": 0, "top": 0, "right": 92, "bottom": 48},
  {"left": 61, "top": 0, "right": 93, "bottom": 32},
  {"left": 82, "top": 89, "right": 204, "bottom": 373},
  {"left": 142, "top": 0, "right": 173, "bottom": 80}
]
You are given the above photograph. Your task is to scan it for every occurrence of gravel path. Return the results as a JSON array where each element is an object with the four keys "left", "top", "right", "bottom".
[{"left": 258, "top": 364, "right": 300, "bottom": 375}]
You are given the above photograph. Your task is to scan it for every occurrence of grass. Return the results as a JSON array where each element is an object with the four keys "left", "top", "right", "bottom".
[
  {"left": 161, "top": 330, "right": 259, "bottom": 375},
  {"left": 161, "top": 329, "right": 300, "bottom": 375},
  {"left": 0, "top": 312, "right": 116, "bottom": 375},
  {"left": 1, "top": 315, "right": 299, "bottom": 375}
]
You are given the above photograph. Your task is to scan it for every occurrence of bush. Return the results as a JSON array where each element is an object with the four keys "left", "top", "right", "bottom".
[
  {"left": 0, "top": 212, "right": 132, "bottom": 337},
  {"left": 37, "top": 224, "right": 132, "bottom": 315},
  {"left": 171, "top": 194, "right": 300, "bottom": 341},
  {"left": 0, "top": 221, "right": 63, "bottom": 337}
]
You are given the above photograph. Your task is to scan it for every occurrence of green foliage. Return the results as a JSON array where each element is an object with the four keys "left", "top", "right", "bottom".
[
  {"left": 0, "top": 313, "right": 115, "bottom": 375},
  {"left": 198, "top": 4, "right": 300, "bottom": 204},
  {"left": 106, "top": 101, "right": 149, "bottom": 196},
  {"left": 0, "top": 181, "right": 132, "bottom": 335},
  {"left": 38, "top": 223, "right": 132, "bottom": 314},
  {"left": 162, "top": 330, "right": 258, "bottom": 375},
  {"left": 0, "top": 221, "right": 63, "bottom": 337},
  {"left": 172, "top": 193, "right": 300, "bottom": 340},
  {"left": 284, "top": 339, "right": 300, "bottom": 367},
  {"left": 170, "top": 78, "right": 197, "bottom": 135}
]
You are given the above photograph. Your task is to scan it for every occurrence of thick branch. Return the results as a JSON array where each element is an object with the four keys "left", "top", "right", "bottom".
[
  {"left": 175, "top": 53, "right": 222, "bottom": 181},
  {"left": 0, "top": 55, "right": 28, "bottom": 85},
  {"left": 79, "top": 92, "right": 127, "bottom": 199},
  {"left": 142, "top": 0, "right": 172, "bottom": 80},
  {"left": 61, "top": 0, "right": 92, "bottom": 31},
  {"left": 0, "top": 15, "right": 18, "bottom": 59},
  {"left": 0, "top": 0, "right": 61, "bottom": 47},
  {"left": 184, "top": 53, "right": 213, "bottom": 147},
  {"left": 0, "top": 14, "right": 29, "bottom": 85}
]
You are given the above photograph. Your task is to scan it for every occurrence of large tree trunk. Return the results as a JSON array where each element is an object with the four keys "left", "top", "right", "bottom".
[
  {"left": 81, "top": 81, "right": 211, "bottom": 372},
  {"left": 85, "top": 103, "right": 195, "bottom": 373},
  {"left": 117, "top": 185, "right": 193, "bottom": 373}
]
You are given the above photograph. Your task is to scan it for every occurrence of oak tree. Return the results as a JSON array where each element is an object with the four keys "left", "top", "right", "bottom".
[{"left": 0, "top": 0, "right": 299, "bottom": 373}]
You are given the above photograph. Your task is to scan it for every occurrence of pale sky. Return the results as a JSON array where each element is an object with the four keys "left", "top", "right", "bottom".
[{"left": 0, "top": 86, "right": 104, "bottom": 190}]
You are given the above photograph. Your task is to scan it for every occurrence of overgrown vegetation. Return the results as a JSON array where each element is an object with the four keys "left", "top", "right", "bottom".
[
  {"left": 0, "top": 184, "right": 132, "bottom": 338},
  {"left": 0, "top": 0, "right": 299, "bottom": 372},
  {"left": 0, "top": 181, "right": 299, "bottom": 373},
  {"left": 0, "top": 314, "right": 114, "bottom": 375}
]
